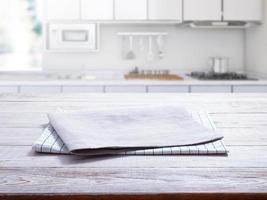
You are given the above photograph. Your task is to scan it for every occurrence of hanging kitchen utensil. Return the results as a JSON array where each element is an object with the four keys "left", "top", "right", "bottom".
[
  {"left": 126, "top": 35, "right": 135, "bottom": 60},
  {"left": 139, "top": 36, "right": 145, "bottom": 52},
  {"left": 147, "top": 36, "right": 154, "bottom": 62},
  {"left": 156, "top": 35, "right": 164, "bottom": 59}
]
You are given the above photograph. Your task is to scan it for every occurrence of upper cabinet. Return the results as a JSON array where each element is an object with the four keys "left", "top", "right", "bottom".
[
  {"left": 184, "top": 0, "right": 222, "bottom": 21},
  {"left": 115, "top": 0, "right": 147, "bottom": 20},
  {"left": 44, "top": 0, "right": 80, "bottom": 20},
  {"left": 184, "top": 0, "right": 263, "bottom": 22},
  {"left": 43, "top": 0, "right": 183, "bottom": 22},
  {"left": 43, "top": 0, "right": 263, "bottom": 23},
  {"left": 81, "top": 0, "right": 114, "bottom": 20},
  {"left": 223, "top": 0, "right": 263, "bottom": 21},
  {"left": 148, "top": 0, "right": 182, "bottom": 20}
]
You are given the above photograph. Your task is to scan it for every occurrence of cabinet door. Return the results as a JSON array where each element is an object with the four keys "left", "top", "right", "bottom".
[
  {"left": 190, "top": 85, "right": 232, "bottom": 93},
  {"left": 148, "top": 86, "right": 189, "bottom": 93},
  {"left": 148, "top": 0, "right": 182, "bottom": 20},
  {"left": 20, "top": 86, "right": 62, "bottom": 94},
  {"left": 44, "top": 0, "right": 80, "bottom": 20},
  {"left": 115, "top": 0, "right": 147, "bottom": 20},
  {"left": 184, "top": 0, "right": 222, "bottom": 21},
  {"left": 105, "top": 86, "right": 147, "bottom": 93},
  {"left": 233, "top": 85, "right": 267, "bottom": 93},
  {"left": 0, "top": 86, "right": 18, "bottom": 93},
  {"left": 81, "top": 0, "right": 114, "bottom": 20},
  {"left": 62, "top": 86, "right": 104, "bottom": 93},
  {"left": 224, "top": 0, "right": 263, "bottom": 21}
]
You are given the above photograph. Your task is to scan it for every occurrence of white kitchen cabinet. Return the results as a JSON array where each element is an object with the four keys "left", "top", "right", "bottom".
[
  {"left": 81, "top": 0, "right": 114, "bottom": 20},
  {"left": 148, "top": 86, "right": 189, "bottom": 93},
  {"left": 44, "top": 0, "right": 80, "bottom": 20},
  {"left": 115, "top": 0, "right": 147, "bottom": 20},
  {"left": 190, "top": 85, "right": 232, "bottom": 93},
  {"left": 20, "top": 86, "right": 62, "bottom": 94},
  {"left": 62, "top": 86, "right": 104, "bottom": 93},
  {"left": 233, "top": 85, "right": 267, "bottom": 93},
  {"left": 148, "top": 0, "right": 182, "bottom": 20},
  {"left": 105, "top": 86, "right": 146, "bottom": 93},
  {"left": 183, "top": 0, "right": 222, "bottom": 21},
  {"left": 0, "top": 86, "right": 18, "bottom": 93},
  {"left": 223, "top": 0, "right": 263, "bottom": 21}
]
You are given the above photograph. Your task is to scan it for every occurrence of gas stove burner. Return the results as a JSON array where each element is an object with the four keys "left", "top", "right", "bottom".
[{"left": 190, "top": 72, "right": 257, "bottom": 81}]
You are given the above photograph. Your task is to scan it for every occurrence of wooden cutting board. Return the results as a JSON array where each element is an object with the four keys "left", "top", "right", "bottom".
[{"left": 124, "top": 74, "right": 184, "bottom": 80}]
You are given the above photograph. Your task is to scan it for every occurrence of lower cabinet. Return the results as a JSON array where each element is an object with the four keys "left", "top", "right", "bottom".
[
  {"left": 1, "top": 84, "right": 267, "bottom": 94},
  {"left": 62, "top": 86, "right": 103, "bottom": 93},
  {"left": 19, "top": 86, "right": 62, "bottom": 94},
  {"left": 105, "top": 86, "right": 147, "bottom": 93},
  {"left": 148, "top": 85, "right": 189, "bottom": 93},
  {"left": 0, "top": 86, "right": 18, "bottom": 93},
  {"left": 190, "top": 85, "right": 232, "bottom": 93},
  {"left": 233, "top": 85, "right": 267, "bottom": 93}
]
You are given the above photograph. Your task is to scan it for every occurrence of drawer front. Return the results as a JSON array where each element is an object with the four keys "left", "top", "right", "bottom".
[
  {"left": 105, "top": 86, "right": 146, "bottom": 93},
  {"left": 190, "top": 85, "right": 232, "bottom": 93},
  {"left": 20, "top": 86, "right": 62, "bottom": 94},
  {"left": 148, "top": 86, "right": 189, "bottom": 93},
  {"left": 0, "top": 86, "right": 18, "bottom": 93},
  {"left": 233, "top": 85, "right": 267, "bottom": 93},
  {"left": 62, "top": 86, "right": 103, "bottom": 93}
]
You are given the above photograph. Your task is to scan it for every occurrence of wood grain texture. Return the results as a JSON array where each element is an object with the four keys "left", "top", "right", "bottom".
[
  {"left": 2, "top": 127, "right": 267, "bottom": 146},
  {"left": 0, "top": 128, "right": 42, "bottom": 146},
  {"left": 1, "top": 146, "right": 267, "bottom": 168},
  {"left": 0, "top": 168, "right": 267, "bottom": 194},
  {"left": 1, "top": 194, "right": 267, "bottom": 200},
  {"left": 0, "top": 93, "right": 267, "bottom": 198}
]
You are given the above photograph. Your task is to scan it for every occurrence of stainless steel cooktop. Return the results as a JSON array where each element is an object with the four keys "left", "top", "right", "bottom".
[{"left": 189, "top": 72, "right": 258, "bottom": 81}]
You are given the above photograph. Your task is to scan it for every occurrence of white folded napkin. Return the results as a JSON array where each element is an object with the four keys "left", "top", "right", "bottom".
[{"left": 47, "top": 106, "right": 223, "bottom": 155}]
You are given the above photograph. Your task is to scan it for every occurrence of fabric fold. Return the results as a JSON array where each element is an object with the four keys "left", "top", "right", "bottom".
[{"left": 47, "top": 106, "right": 223, "bottom": 156}]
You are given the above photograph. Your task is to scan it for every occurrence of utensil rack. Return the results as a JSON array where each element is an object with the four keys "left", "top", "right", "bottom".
[{"left": 117, "top": 32, "right": 168, "bottom": 36}]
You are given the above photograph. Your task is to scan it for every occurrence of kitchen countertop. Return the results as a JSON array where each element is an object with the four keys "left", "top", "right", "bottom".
[
  {"left": 1, "top": 93, "right": 267, "bottom": 200},
  {"left": 0, "top": 73, "right": 266, "bottom": 85}
]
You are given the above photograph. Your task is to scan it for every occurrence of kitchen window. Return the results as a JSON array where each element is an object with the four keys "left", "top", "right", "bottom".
[{"left": 0, "top": 0, "right": 42, "bottom": 70}]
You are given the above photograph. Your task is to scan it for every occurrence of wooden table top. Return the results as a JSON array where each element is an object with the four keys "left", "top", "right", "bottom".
[{"left": 1, "top": 93, "right": 267, "bottom": 200}]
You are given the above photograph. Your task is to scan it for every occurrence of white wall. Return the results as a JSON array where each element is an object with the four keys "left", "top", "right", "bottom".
[
  {"left": 43, "top": 24, "right": 245, "bottom": 74},
  {"left": 246, "top": 1, "right": 267, "bottom": 77}
]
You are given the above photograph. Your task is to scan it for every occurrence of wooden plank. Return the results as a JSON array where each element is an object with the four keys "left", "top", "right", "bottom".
[
  {"left": 1, "top": 194, "right": 267, "bottom": 200},
  {"left": 211, "top": 114, "right": 267, "bottom": 128},
  {"left": 1, "top": 112, "right": 267, "bottom": 146},
  {"left": 0, "top": 146, "right": 266, "bottom": 168},
  {"left": 0, "top": 128, "right": 42, "bottom": 146},
  {"left": 1, "top": 127, "right": 267, "bottom": 146},
  {"left": 0, "top": 107, "right": 267, "bottom": 128},
  {"left": 0, "top": 93, "right": 266, "bottom": 103},
  {"left": 0, "top": 113, "right": 47, "bottom": 128},
  {"left": 0, "top": 168, "right": 267, "bottom": 194},
  {"left": 0, "top": 100, "right": 265, "bottom": 114},
  {"left": 220, "top": 127, "right": 267, "bottom": 146}
]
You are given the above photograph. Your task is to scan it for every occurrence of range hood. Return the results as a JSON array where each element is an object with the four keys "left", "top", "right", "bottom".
[{"left": 188, "top": 21, "right": 257, "bottom": 29}]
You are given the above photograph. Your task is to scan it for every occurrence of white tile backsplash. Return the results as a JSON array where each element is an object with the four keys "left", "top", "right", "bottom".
[{"left": 43, "top": 24, "right": 245, "bottom": 73}]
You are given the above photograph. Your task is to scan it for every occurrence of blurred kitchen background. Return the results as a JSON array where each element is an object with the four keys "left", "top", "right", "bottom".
[{"left": 0, "top": 0, "right": 266, "bottom": 94}]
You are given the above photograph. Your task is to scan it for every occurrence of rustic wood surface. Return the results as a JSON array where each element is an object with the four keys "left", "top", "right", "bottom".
[{"left": 0, "top": 93, "right": 267, "bottom": 200}]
